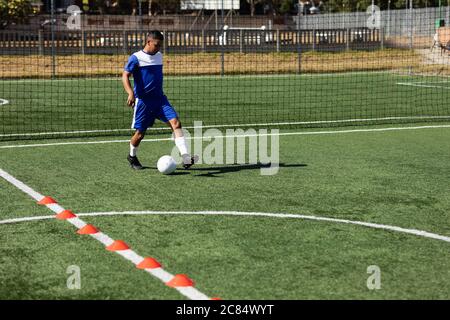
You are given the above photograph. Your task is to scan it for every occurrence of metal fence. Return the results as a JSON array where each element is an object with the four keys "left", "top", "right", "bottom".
[
  {"left": 0, "top": 28, "right": 383, "bottom": 55},
  {"left": 21, "top": 7, "right": 450, "bottom": 35},
  {"left": 2, "top": 7, "right": 447, "bottom": 55}
]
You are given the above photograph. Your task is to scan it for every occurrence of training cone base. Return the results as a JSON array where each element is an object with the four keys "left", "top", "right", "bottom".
[
  {"left": 106, "top": 240, "right": 130, "bottom": 251},
  {"left": 137, "top": 257, "right": 162, "bottom": 269},
  {"left": 37, "top": 196, "right": 57, "bottom": 205},
  {"left": 166, "top": 274, "right": 194, "bottom": 288},
  {"left": 211, "top": 297, "right": 222, "bottom": 300},
  {"left": 77, "top": 224, "right": 99, "bottom": 235},
  {"left": 55, "top": 210, "right": 77, "bottom": 220}
]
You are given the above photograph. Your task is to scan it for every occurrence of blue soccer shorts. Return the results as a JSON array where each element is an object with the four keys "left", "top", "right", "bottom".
[{"left": 131, "top": 95, "right": 178, "bottom": 132}]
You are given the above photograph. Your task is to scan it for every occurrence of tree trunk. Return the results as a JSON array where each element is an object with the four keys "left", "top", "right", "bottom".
[
  {"left": 131, "top": 0, "right": 137, "bottom": 15},
  {"left": 250, "top": 1, "right": 255, "bottom": 16},
  {"left": 148, "top": 0, "right": 152, "bottom": 16}
]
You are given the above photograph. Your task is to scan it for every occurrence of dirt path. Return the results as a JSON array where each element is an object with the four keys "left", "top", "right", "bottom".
[{"left": 418, "top": 48, "right": 450, "bottom": 66}]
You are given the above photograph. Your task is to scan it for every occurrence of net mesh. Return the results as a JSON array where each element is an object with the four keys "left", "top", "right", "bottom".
[{"left": 1, "top": 6, "right": 450, "bottom": 141}]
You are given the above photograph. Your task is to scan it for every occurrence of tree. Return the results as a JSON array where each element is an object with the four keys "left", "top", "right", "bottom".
[
  {"left": 156, "top": 0, "right": 180, "bottom": 14},
  {"left": 266, "top": 0, "right": 298, "bottom": 15},
  {"left": 247, "top": 0, "right": 265, "bottom": 16},
  {"left": 94, "top": 0, "right": 109, "bottom": 14},
  {"left": 148, "top": 0, "right": 153, "bottom": 16},
  {"left": 0, "top": 0, "right": 33, "bottom": 29},
  {"left": 392, "top": 0, "right": 441, "bottom": 9},
  {"left": 121, "top": 0, "right": 178, "bottom": 15},
  {"left": 278, "top": 0, "right": 293, "bottom": 14},
  {"left": 131, "top": 0, "right": 137, "bottom": 15}
]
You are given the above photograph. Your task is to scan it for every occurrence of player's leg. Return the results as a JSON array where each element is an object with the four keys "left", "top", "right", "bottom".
[
  {"left": 130, "top": 129, "right": 145, "bottom": 152},
  {"left": 128, "top": 98, "right": 155, "bottom": 170},
  {"left": 127, "top": 129, "right": 145, "bottom": 170},
  {"left": 166, "top": 117, "right": 198, "bottom": 169},
  {"left": 156, "top": 99, "right": 198, "bottom": 169},
  {"left": 167, "top": 117, "right": 185, "bottom": 152}
]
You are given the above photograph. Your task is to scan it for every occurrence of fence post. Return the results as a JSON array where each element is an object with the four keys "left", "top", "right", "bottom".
[
  {"left": 239, "top": 29, "right": 243, "bottom": 54},
  {"left": 297, "top": 30, "right": 301, "bottom": 75},
  {"left": 201, "top": 29, "right": 206, "bottom": 53},
  {"left": 220, "top": 28, "right": 225, "bottom": 77},
  {"left": 81, "top": 30, "right": 86, "bottom": 55},
  {"left": 38, "top": 29, "right": 44, "bottom": 55},
  {"left": 276, "top": 29, "right": 280, "bottom": 53},
  {"left": 163, "top": 30, "right": 167, "bottom": 54},
  {"left": 122, "top": 30, "right": 128, "bottom": 55},
  {"left": 312, "top": 29, "right": 316, "bottom": 51},
  {"left": 409, "top": 0, "right": 413, "bottom": 51},
  {"left": 380, "top": 27, "right": 384, "bottom": 50},
  {"left": 346, "top": 28, "right": 350, "bottom": 51}
]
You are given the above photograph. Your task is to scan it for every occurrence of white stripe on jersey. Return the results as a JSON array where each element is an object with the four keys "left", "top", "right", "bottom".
[
  {"left": 131, "top": 98, "right": 139, "bottom": 129},
  {"left": 134, "top": 51, "right": 162, "bottom": 67}
]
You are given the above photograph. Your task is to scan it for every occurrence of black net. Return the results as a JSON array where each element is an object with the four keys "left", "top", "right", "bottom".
[{"left": 1, "top": 5, "right": 450, "bottom": 141}]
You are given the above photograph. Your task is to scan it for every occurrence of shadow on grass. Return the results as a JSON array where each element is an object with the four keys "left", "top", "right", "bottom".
[
  {"left": 168, "top": 171, "right": 191, "bottom": 176},
  {"left": 146, "top": 163, "right": 306, "bottom": 177},
  {"left": 145, "top": 166, "right": 190, "bottom": 175},
  {"left": 189, "top": 163, "right": 307, "bottom": 177}
]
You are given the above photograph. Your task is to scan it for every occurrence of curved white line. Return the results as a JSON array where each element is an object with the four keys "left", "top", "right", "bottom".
[
  {"left": 0, "top": 99, "right": 9, "bottom": 106},
  {"left": 1, "top": 210, "right": 449, "bottom": 244}
]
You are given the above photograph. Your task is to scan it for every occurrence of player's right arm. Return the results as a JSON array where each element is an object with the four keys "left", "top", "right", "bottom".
[
  {"left": 122, "top": 71, "right": 135, "bottom": 107},
  {"left": 123, "top": 54, "right": 139, "bottom": 107}
]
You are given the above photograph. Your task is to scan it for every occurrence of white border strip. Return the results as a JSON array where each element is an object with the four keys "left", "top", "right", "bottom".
[
  {"left": 2, "top": 116, "right": 450, "bottom": 138},
  {"left": 0, "top": 71, "right": 393, "bottom": 83},
  {"left": 1, "top": 125, "right": 450, "bottom": 149},
  {"left": 1, "top": 210, "right": 449, "bottom": 244},
  {"left": 397, "top": 82, "right": 450, "bottom": 89},
  {"left": 0, "top": 168, "right": 211, "bottom": 300}
]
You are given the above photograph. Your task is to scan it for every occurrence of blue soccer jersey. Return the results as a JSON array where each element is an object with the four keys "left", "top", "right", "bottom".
[
  {"left": 124, "top": 50, "right": 178, "bottom": 131},
  {"left": 124, "top": 50, "right": 164, "bottom": 99}
]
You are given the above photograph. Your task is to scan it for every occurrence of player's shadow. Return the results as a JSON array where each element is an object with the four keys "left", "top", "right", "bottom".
[
  {"left": 189, "top": 163, "right": 307, "bottom": 177},
  {"left": 168, "top": 171, "right": 191, "bottom": 175},
  {"left": 147, "top": 166, "right": 191, "bottom": 175}
]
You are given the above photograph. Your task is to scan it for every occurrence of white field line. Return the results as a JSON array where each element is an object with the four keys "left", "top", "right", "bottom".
[
  {"left": 2, "top": 116, "right": 450, "bottom": 138},
  {"left": 0, "top": 210, "right": 449, "bottom": 244},
  {"left": 0, "top": 168, "right": 211, "bottom": 300},
  {"left": 0, "top": 71, "right": 392, "bottom": 83},
  {"left": 1, "top": 124, "right": 450, "bottom": 149},
  {"left": 397, "top": 82, "right": 450, "bottom": 89},
  {"left": 409, "top": 80, "right": 450, "bottom": 84}
]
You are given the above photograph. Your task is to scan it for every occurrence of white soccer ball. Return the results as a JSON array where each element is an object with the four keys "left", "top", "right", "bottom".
[{"left": 157, "top": 155, "right": 177, "bottom": 175}]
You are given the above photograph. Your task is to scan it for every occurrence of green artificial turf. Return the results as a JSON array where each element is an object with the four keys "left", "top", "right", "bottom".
[{"left": 0, "top": 126, "right": 449, "bottom": 299}]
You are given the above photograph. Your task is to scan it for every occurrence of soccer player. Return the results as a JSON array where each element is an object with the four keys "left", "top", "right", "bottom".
[{"left": 122, "top": 30, "right": 197, "bottom": 170}]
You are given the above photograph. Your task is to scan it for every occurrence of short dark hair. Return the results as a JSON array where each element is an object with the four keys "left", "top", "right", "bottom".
[{"left": 147, "top": 30, "right": 164, "bottom": 41}]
